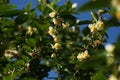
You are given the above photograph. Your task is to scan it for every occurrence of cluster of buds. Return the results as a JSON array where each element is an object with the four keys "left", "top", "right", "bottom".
[
  {"left": 49, "top": 12, "right": 71, "bottom": 29},
  {"left": 27, "top": 26, "right": 37, "bottom": 35},
  {"left": 4, "top": 49, "right": 18, "bottom": 58},
  {"left": 48, "top": 26, "right": 61, "bottom": 50},
  {"left": 77, "top": 50, "right": 90, "bottom": 61},
  {"left": 88, "top": 21, "right": 104, "bottom": 32}
]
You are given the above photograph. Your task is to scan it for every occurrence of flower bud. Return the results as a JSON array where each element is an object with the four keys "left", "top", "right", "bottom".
[
  {"left": 54, "top": 36, "right": 60, "bottom": 42},
  {"left": 52, "top": 43, "right": 61, "bottom": 50},
  {"left": 51, "top": 53, "right": 56, "bottom": 58}
]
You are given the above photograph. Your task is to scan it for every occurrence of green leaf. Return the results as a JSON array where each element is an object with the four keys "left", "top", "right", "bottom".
[
  {"left": 22, "top": 77, "right": 37, "bottom": 80},
  {"left": 0, "top": 4, "right": 16, "bottom": 13},
  {"left": 91, "top": 11, "right": 98, "bottom": 22},
  {"left": 14, "top": 60, "right": 25, "bottom": 66},
  {"left": 23, "top": 45, "right": 32, "bottom": 52},
  {"left": 77, "top": 20, "right": 92, "bottom": 25},
  {"left": 0, "top": 10, "right": 24, "bottom": 17},
  {"left": 104, "top": 18, "right": 120, "bottom": 29},
  {"left": 78, "top": 0, "right": 109, "bottom": 12},
  {"left": 50, "top": 0, "right": 60, "bottom": 6},
  {"left": 15, "top": 14, "right": 29, "bottom": 24},
  {"left": 26, "top": 2, "right": 32, "bottom": 11},
  {"left": 26, "top": 38, "right": 37, "bottom": 47},
  {"left": 91, "top": 71, "right": 107, "bottom": 80},
  {"left": 78, "top": 53, "right": 106, "bottom": 69},
  {"left": 82, "top": 27, "right": 90, "bottom": 36}
]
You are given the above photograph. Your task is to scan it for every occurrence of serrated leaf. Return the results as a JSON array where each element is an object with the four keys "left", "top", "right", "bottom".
[{"left": 78, "top": 0, "right": 109, "bottom": 12}]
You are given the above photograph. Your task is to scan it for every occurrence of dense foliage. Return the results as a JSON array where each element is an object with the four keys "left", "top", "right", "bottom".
[{"left": 0, "top": 0, "right": 120, "bottom": 80}]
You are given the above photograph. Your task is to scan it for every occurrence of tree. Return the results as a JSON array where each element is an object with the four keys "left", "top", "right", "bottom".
[{"left": 0, "top": 0, "right": 120, "bottom": 80}]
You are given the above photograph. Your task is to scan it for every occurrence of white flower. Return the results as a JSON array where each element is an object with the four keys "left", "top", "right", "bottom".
[
  {"left": 49, "top": 12, "right": 56, "bottom": 18},
  {"left": 38, "top": 0, "right": 42, "bottom": 2},
  {"left": 111, "top": 0, "right": 120, "bottom": 8},
  {"left": 105, "top": 44, "right": 116, "bottom": 54},
  {"left": 72, "top": 3, "right": 77, "bottom": 9},
  {"left": 72, "top": 26, "right": 76, "bottom": 32},
  {"left": 54, "top": 36, "right": 60, "bottom": 42},
  {"left": 76, "top": 19, "right": 80, "bottom": 24},
  {"left": 24, "top": 12, "right": 28, "bottom": 15},
  {"left": 109, "top": 75, "right": 118, "bottom": 80},
  {"left": 96, "top": 21, "right": 104, "bottom": 30},
  {"left": 53, "top": 18, "right": 61, "bottom": 25},
  {"left": 48, "top": 27, "right": 56, "bottom": 37},
  {"left": 62, "top": 22, "right": 70, "bottom": 29},
  {"left": 4, "top": 50, "right": 13, "bottom": 58},
  {"left": 88, "top": 24, "right": 97, "bottom": 32},
  {"left": 77, "top": 50, "right": 90, "bottom": 61},
  {"left": 27, "top": 26, "right": 33, "bottom": 35}
]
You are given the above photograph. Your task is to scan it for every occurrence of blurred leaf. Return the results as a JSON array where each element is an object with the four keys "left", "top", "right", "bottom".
[
  {"left": 77, "top": 20, "right": 92, "bottom": 25},
  {"left": 3, "top": 72, "right": 17, "bottom": 80},
  {"left": 15, "top": 14, "right": 29, "bottom": 24},
  {"left": 26, "top": 38, "right": 37, "bottom": 47},
  {"left": 91, "top": 11, "right": 98, "bottom": 22},
  {"left": 26, "top": 2, "right": 32, "bottom": 11},
  {"left": 50, "top": 0, "right": 60, "bottom": 6},
  {"left": 0, "top": 10, "right": 24, "bottom": 17},
  {"left": 104, "top": 18, "right": 120, "bottom": 29},
  {"left": 14, "top": 60, "right": 25, "bottom": 66},
  {"left": 78, "top": 0, "right": 109, "bottom": 12},
  {"left": 23, "top": 45, "right": 32, "bottom": 52},
  {"left": 82, "top": 27, "right": 90, "bottom": 36},
  {"left": 91, "top": 71, "right": 107, "bottom": 80},
  {"left": 0, "top": 4, "right": 16, "bottom": 13},
  {"left": 22, "top": 77, "right": 37, "bottom": 80},
  {"left": 78, "top": 53, "right": 106, "bottom": 69}
]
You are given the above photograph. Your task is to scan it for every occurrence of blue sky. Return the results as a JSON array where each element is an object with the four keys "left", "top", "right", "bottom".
[{"left": 9, "top": 0, "right": 120, "bottom": 79}]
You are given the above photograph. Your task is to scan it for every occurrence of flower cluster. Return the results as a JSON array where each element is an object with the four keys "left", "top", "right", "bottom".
[
  {"left": 77, "top": 50, "right": 90, "bottom": 61},
  {"left": 48, "top": 11, "right": 71, "bottom": 50},
  {"left": 88, "top": 21, "right": 104, "bottom": 32}
]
